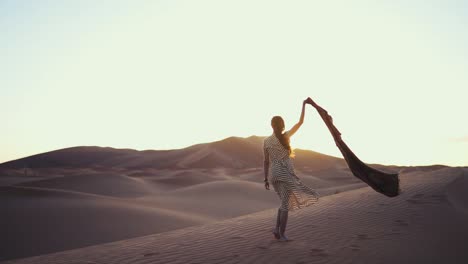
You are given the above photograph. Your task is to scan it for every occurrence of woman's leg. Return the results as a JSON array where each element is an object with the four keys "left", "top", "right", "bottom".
[
  {"left": 272, "top": 181, "right": 290, "bottom": 241},
  {"left": 279, "top": 208, "right": 289, "bottom": 241},
  {"left": 272, "top": 208, "right": 281, "bottom": 239}
]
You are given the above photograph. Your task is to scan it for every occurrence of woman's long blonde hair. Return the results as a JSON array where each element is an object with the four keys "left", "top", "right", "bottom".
[{"left": 271, "top": 116, "right": 293, "bottom": 156}]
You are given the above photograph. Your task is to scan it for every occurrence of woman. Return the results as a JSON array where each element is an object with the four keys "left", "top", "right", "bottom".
[{"left": 263, "top": 97, "right": 319, "bottom": 242}]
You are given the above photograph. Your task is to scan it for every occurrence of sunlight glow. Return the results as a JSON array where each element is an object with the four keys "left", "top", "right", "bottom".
[{"left": 1, "top": 0, "right": 467, "bottom": 166}]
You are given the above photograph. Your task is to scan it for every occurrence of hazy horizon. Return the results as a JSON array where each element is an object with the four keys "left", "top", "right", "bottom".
[
  {"left": 0, "top": 134, "right": 463, "bottom": 168},
  {"left": 2, "top": 1, "right": 467, "bottom": 166}
]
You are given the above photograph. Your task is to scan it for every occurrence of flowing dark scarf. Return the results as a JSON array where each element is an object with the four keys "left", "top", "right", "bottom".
[{"left": 311, "top": 101, "right": 400, "bottom": 197}]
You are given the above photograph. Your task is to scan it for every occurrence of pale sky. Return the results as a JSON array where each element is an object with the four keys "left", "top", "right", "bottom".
[{"left": 1, "top": 0, "right": 467, "bottom": 166}]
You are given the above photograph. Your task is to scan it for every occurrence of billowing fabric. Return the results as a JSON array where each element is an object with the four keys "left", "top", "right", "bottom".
[
  {"left": 312, "top": 104, "right": 400, "bottom": 197},
  {"left": 264, "top": 132, "right": 319, "bottom": 211}
]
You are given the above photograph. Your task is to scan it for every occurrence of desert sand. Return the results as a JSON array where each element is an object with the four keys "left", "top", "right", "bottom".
[
  {"left": 1, "top": 166, "right": 466, "bottom": 264},
  {"left": 1, "top": 137, "right": 467, "bottom": 263}
]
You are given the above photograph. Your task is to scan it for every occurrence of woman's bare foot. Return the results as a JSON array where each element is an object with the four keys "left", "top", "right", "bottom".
[
  {"left": 279, "top": 234, "right": 289, "bottom": 242},
  {"left": 272, "top": 228, "right": 280, "bottom": 239}
]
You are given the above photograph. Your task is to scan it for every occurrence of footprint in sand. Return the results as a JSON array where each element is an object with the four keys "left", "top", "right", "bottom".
[
  {"left": 256, "top": 245, "right": 269, "bottom": 250},
  {"left": 143, "top": 252, "right": 160, "bottom": 257}
]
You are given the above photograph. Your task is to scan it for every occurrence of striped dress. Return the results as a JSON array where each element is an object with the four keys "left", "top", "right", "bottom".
[{"left": 264, "top": 131, "right": 319, "bottom": 211}]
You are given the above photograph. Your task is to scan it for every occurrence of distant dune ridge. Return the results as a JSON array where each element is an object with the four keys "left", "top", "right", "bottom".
[
  {"left": 0, "top": 136, "right": 343, "bottom": 170},
  {"left": 1, "top": 135, "right": 464, "bottom": 263}
]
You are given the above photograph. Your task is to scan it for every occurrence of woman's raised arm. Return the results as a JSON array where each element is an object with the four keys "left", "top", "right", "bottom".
[{"left": 287, "top": 98, "right": 309, "bottom": 138}]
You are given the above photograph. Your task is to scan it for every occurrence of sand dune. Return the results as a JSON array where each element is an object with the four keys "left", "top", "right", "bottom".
[
  {"left": 0, "top": 185, "right": 207, "bottom": 262},
  {"left": 16, "top": 173, "right": 154, "bottom": 198},
  {"left": 0, "top": 176, "right": 43, "bottom": 186},
  {"left": 142, "top": 176, "right": 366, "bottom": 219},
  {"left": 3, "top": 167, "right": 466, "bottom": 264},
  {"left": 0, "top": 147, "right": 139, "bottom": 169},
  {"left": 147, "top": 169, "right": 227, "bottom": 189},
  {"left": 176, "top": 136, "right": 264, "bottom": 169},
  {"left": 315, "top": 182, "right": 367, "bottom": 196},
  {"left": 0, "top": 136, "right": 344, "bottom": 171},
  {"left": 291, "top": 148, "right": 345, "bottom": 170},
  {"left": 152, "top": 180, "right": 279, "bottom": 219}
]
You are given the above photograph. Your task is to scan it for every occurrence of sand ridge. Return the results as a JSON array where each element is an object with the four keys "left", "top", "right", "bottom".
[{"left": 3, "top": 167, "right": 467, "bottom": 264}]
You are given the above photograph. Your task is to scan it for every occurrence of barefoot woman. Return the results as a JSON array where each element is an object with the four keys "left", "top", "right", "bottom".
[{"left": 263, "top": 97, "right": 319, "bottom": 241}]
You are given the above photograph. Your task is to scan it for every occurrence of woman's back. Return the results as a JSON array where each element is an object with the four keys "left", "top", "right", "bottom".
[{"left": 263, "top": 132, "right": 290, "bottom": 163}]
